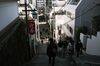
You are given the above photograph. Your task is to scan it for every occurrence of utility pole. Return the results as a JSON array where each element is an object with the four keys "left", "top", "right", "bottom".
[
  {"left": 53, "top": 7, "right": 55, "bottom": 39},
  {"left": 44, "top": 0, "right": 47, "bottom": 22},
  {"left": 24, "top": 0, "right": 32, "bottom": 59}
]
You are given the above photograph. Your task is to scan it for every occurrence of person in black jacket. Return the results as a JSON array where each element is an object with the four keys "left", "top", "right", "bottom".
[
  {"left": 75, "top": 40, "right": 83, "bottom": 57},
  {"left": 47, "top": 38, "right": 57, "bottom": 66}
]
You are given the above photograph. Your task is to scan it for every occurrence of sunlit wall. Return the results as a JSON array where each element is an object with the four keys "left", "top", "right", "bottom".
[{"left": 0, "top": 1, "right": 18, "bottom": 31}]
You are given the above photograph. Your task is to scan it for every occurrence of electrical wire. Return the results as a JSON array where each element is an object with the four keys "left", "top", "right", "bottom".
[
  {"left": 53, "top": 0, "right": 98, "bottom": 25},
  {"left": 63, "top": 4, "right": 97, "bottom": 25},
  {"left": 57, "top": 0, "right": 69, "bottom": 11}
]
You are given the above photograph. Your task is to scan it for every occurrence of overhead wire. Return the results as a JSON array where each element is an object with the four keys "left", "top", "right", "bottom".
[
  {"left": 57, "top": 0, "right": 70, "bottom": 11},
  {"left": 53, "top": 0, "right": 98, "bottom": 25},
  {"left": 63, "top": 4, "right": 97, "bottom": 25}
]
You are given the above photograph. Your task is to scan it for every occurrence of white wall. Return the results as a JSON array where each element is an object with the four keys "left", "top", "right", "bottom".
[
  {"left": 0, "top": 1, "right": 18, "bottom": 31},
  {"left": 62, "top": 4, "right": 77, "bottom": 38},
  {"left": 52, "top": 0, "right": 66, "bottom": 7},
  {"left": 53, "top": 2, "right": 77, "bottom": 41},
  {"left": 32, "top": 0, "right": 36, "bottom": 8},
  {"left": 52, "top": 0, "right": 80, "bottom": 41},
  {"left": 55, "top": 15, "right": 67, "bottom": 42},
  {"left": 80, "top": 33, "right": 87, "bottom": 49},
  {"left": 55, "top": 14, "right": 75, "bottom": 42},
  {"left": 86, "top": 32, "right": 100, "bottom": 56}
]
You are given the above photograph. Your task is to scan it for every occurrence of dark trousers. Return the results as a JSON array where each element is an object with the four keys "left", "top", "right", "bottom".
[
  {"left": 49, "top": 56, "right": 55, "bottom": 66},
  {"left": 68, "top": 55, "right": 77, "bottom": 66},
  {"left": 76, "top": 51, "right": 80, "bottom": 57}
]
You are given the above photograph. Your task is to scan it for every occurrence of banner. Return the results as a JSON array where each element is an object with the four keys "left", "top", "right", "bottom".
[{"left": 28, "top": 20, "right": 35, "bottom": 34}]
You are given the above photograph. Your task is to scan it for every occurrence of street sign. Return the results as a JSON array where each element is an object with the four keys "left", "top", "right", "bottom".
[{"left": 28, "top": 20, "right": 35, "bottom": 34}]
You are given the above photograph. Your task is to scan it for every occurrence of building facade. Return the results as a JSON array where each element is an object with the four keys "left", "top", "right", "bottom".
[
  {"left": 46, "top": 0, "right": 52, "bottom": 13},
  {"left": 0, "top": 0, "right": 41, "bottom": 65},
  {"left": 0, "top": 0, "right": 32, "bottom": 65},
  {"left": 0, "top": 0, "right": 19, "bottom": 31},
  {"left": 36, "top": 0, "right": 46, "bottom": 14},
  {"left": 50, "top": 0, "right": 80, "bottom": 42},
  {"left": 75, "top": 0, "right": 100, "bottom": 56},
  {"left": 52, "top": 0, "right": 66, "bottom": 7}
]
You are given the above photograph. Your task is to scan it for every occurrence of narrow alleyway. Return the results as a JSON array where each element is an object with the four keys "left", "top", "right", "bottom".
[
  {"left": 23, "top": 44, "right": 70, "bottom": 66},
  {"left": 23, "top": 43, "right": 100, "bottom": 66},
  {"left": 23, "top": 43, "right": 93, "bottom": 66}
]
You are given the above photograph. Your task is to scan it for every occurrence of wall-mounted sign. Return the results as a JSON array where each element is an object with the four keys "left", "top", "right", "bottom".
[{"left": 28, "top": 19, "right": 35, "bottom": 34}]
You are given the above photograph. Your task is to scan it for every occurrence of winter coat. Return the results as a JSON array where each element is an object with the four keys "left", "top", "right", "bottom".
[{"left": 47, "top": 42, "right": 57, "bottom": 57}]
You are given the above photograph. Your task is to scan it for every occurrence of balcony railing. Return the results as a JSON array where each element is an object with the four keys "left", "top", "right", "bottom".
[{"left": 70, "top": 2, "right": 78, "bottom": 5}]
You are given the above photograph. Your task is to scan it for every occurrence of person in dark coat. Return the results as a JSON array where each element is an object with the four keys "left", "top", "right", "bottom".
[
  {"left": 47, "top": 38, "right": 57, "bottom": 66},
  {"left": 70, "top": 38, "right": 75, "bottom": 55},
  {"left": 75, "top": 40, "right": 83, "bottom": 57},
  {"left": 62, "top": 40, "right": 68, "bottom": 57}
]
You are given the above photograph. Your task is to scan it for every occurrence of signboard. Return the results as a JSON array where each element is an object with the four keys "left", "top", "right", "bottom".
[{"left": 28, "top": 20, "right": 35, "bottom": 34}]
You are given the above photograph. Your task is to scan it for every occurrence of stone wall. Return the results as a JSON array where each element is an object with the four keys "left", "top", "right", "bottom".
[{"left": 0, "top": 18, "right": 32, "bottom": 66}]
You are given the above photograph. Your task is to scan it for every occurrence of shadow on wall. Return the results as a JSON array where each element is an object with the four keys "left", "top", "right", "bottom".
[{"left": 0, "top": 19, "right": 32, "bottom": 66}]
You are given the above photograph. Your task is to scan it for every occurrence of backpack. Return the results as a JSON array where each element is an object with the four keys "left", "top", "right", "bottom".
[{"left": 52, "top": 47, "right": 57, "bottom": 53}]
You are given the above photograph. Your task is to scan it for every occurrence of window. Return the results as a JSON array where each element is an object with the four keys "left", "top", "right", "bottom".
[{"left": 67, "top": 24, "right": 73, "bottom": 34}]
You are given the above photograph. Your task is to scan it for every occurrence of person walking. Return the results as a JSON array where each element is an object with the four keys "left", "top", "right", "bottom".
[
  {"left": 70, "top": 38, "right": 75, "bottom": 55},
  {"left": 75, "top": 40, "right": 83, "bottom": 57},
  {"left": 47, "top": 38, "right": 57, "bottom": 66},
  {"left": 67, "top": 42, "right": 76, "bottom": 66},
  {"left": 62, "top": 40, "right": 68, "bottom": 57}
]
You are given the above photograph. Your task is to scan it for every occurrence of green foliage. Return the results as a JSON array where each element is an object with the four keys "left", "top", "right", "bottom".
[
  {"left": 92, "top": 15, "right": 100, "bottom": 32},
  {"left": 78, "top": 26, "right": 88, "bottom": 34},
  {"left": 75, "top": 26, "right": 88, "bottom": 41}
]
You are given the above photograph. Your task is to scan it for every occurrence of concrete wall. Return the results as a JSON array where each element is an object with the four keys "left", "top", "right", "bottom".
[
  {"left": 0, "top": 21, "right": 32, "bottom": 65},
  {"left": 0, "top": 1, "right": 18, "bottom": 31},
  {"left": 86, "top": 32, "right": 100, "bottom": 56},
  {"left": 75, "top": 0, "right": 100, "bottom": 28},
  {"left": 76, "top": 0, "right": 100, "bottom": 56}
]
